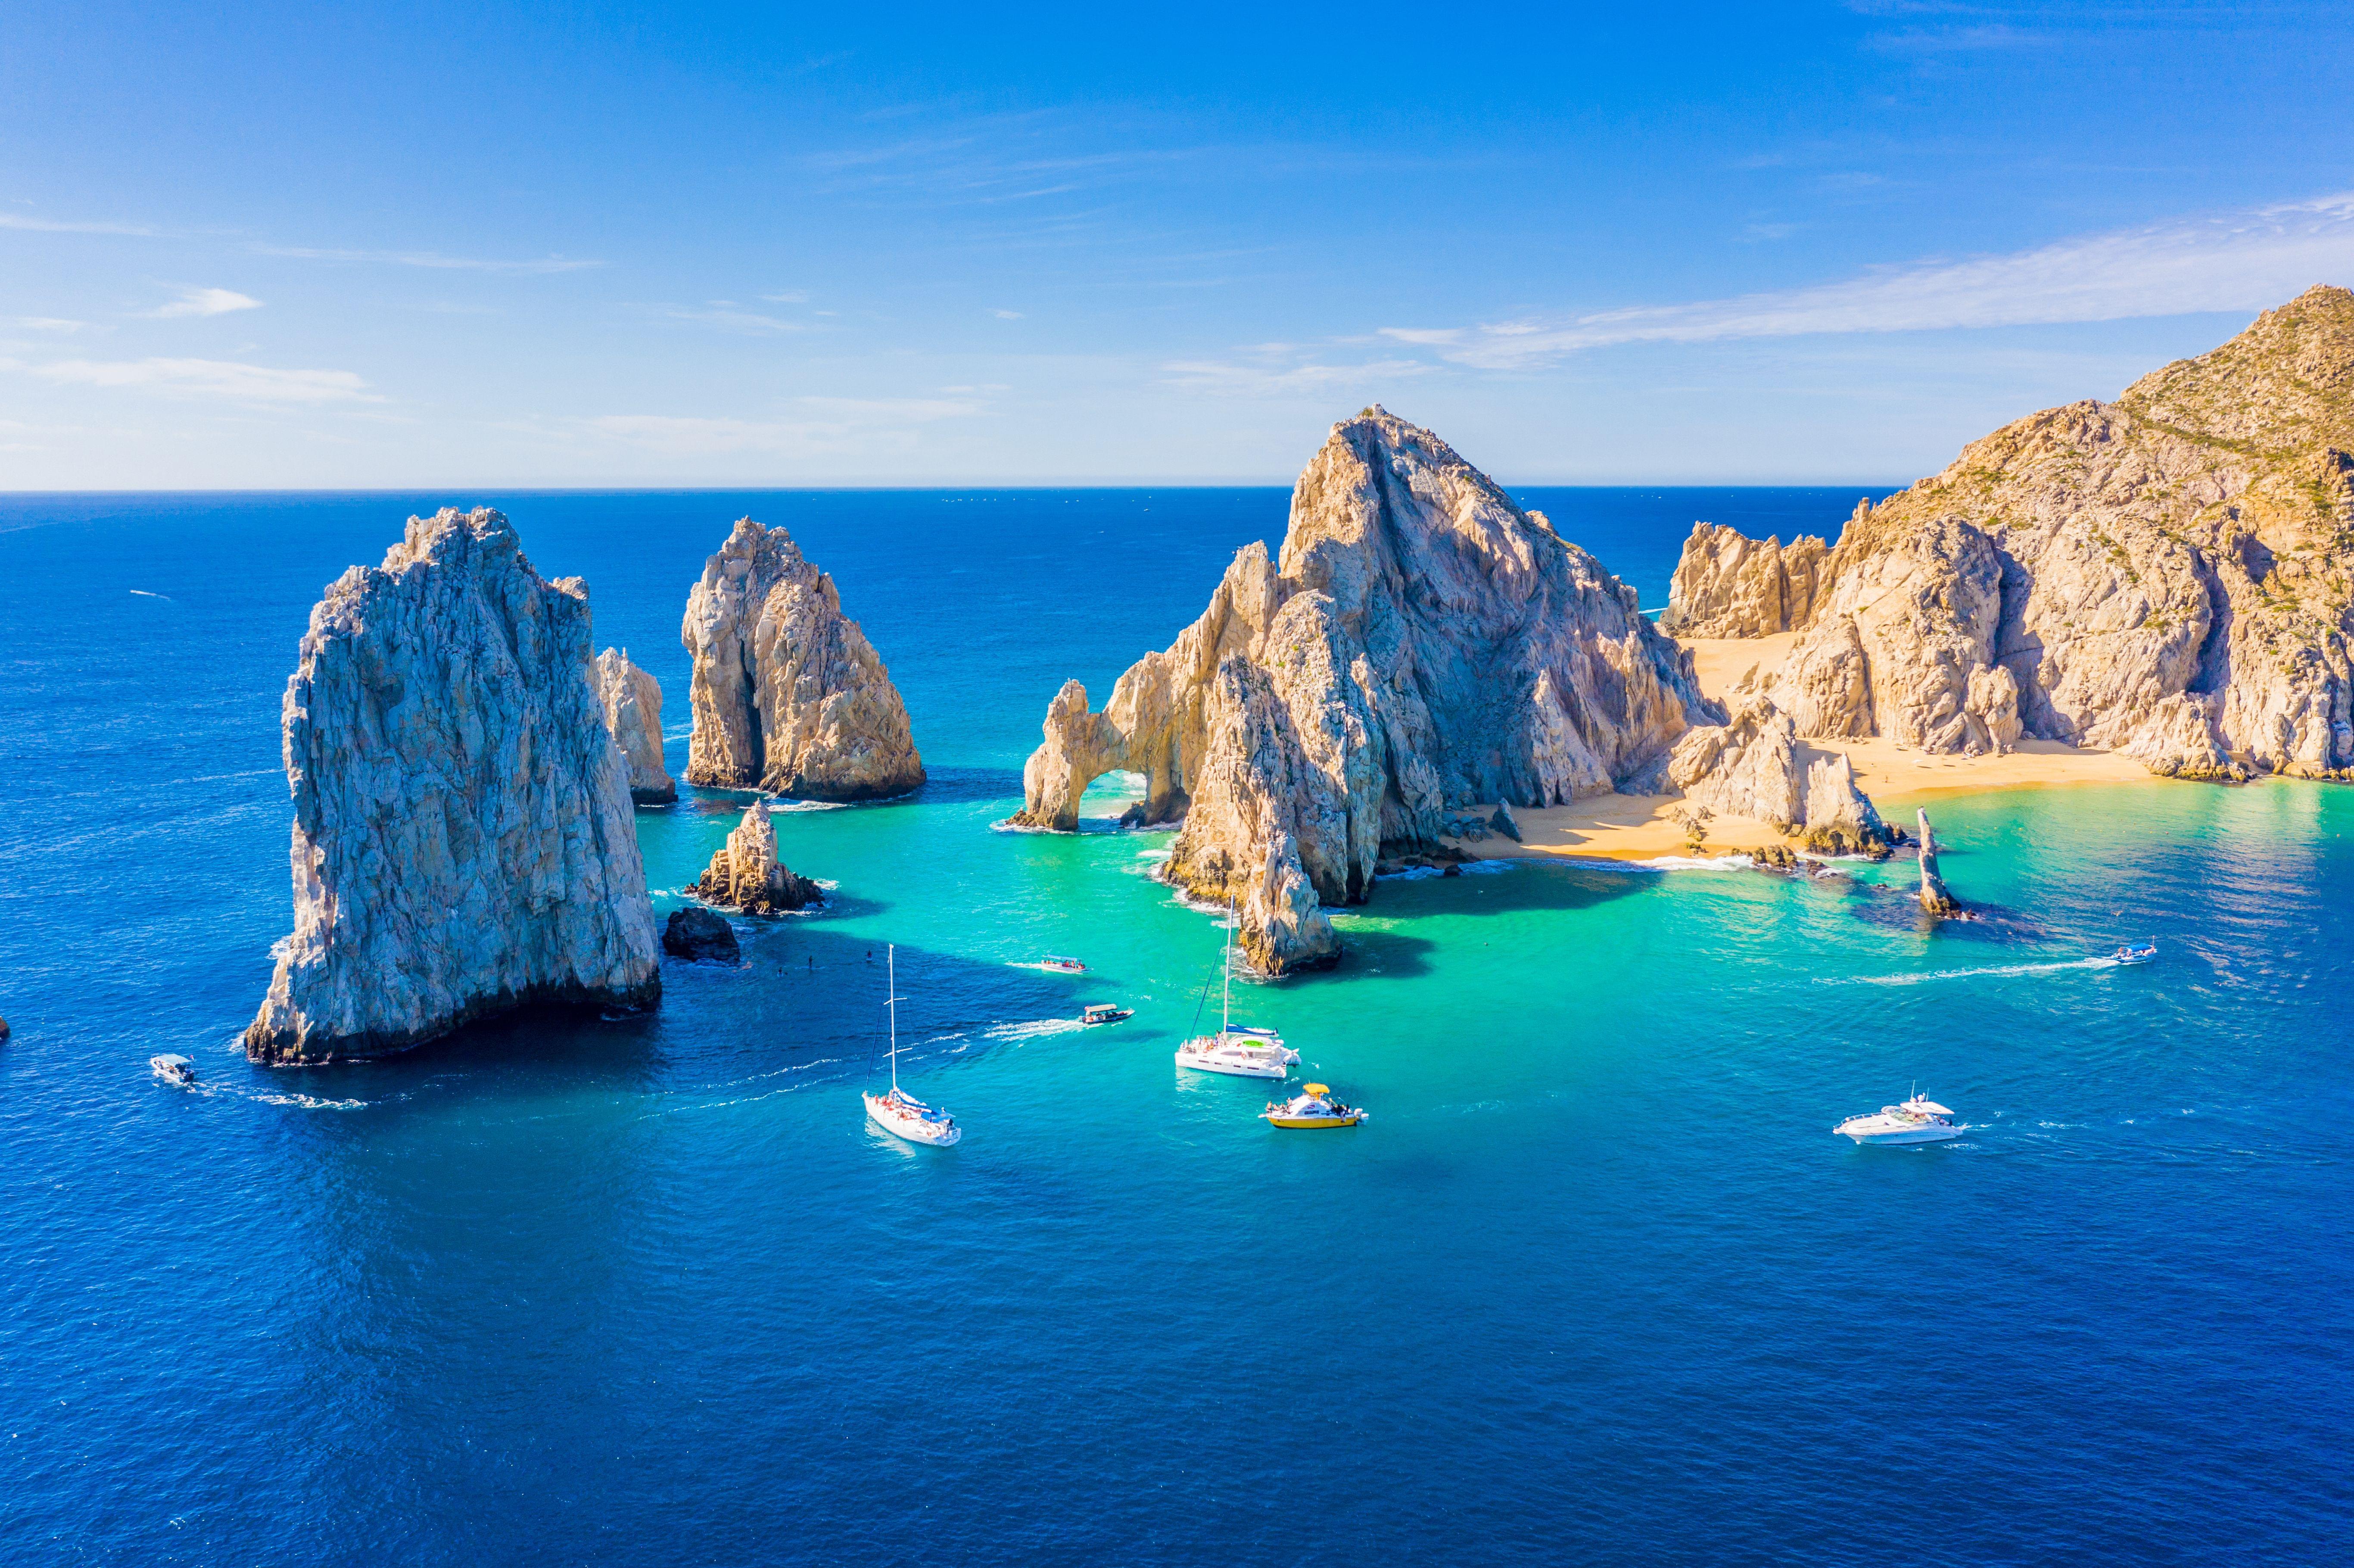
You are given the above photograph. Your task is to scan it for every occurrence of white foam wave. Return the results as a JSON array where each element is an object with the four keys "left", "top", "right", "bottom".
[
  {"left": 984, "top": 1017, "right": 1089, "bottom": 1041},
  {"left": 1821, "top": 956, "right": 2121, "bottom": 987},
  {"left": 1628, "top": 853, "right": 1756, "bottom": 871},
  {"left": 128, "top": 588, "right": 171, "bottom": 600},
  {"left": 765, "top": 797, "right": 850, "bottom": 813}
]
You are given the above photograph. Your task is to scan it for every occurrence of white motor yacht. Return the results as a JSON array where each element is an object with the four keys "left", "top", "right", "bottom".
[
  {"left": 1175, "top": 900, "right": 1300, "bottom": 1080},
  {"left": 1834, "top": 1090, "right": 1962, "bottom": 1145},
  {"left": 862, "top": 946, "right": 962, "bottom": 1147}
]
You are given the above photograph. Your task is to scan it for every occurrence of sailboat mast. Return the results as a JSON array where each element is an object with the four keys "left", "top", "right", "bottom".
[
  {"left": 888, "top": 944, "right": 899, "bottom": 1094},
  {"left": 1222, "top": 896, "right": 1233, "bottom": 1036}
]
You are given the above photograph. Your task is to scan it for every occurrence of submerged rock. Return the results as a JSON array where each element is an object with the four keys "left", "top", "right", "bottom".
[
  {"left": 692, "top": 804, "right": 823, "bottom": 915},
  {"left": 245, "top": 507, "right": 661, "bottom": 1065},
  {"left": 662, "top": 906, "right": 741, "bottom": 964},
  {"left": 594, "top": 647, "right": 677, "bottom": 805},
  {"left": 1916, "top": 808, "right": 1959, "bottom": 917},
  {"left": 1662, "top": 286, "right": 2354, "bottom": 777},
  {"left": 1013, "top": 407, "right": 1718, "bottom": 973},
  {"left": 681, "top": 518, "right": 924, "bottom": 801}
]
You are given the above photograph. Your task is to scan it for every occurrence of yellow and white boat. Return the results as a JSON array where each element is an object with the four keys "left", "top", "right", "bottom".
[{"left": 1260, "top": 1085, "right": 1367, "bottom": 1129}]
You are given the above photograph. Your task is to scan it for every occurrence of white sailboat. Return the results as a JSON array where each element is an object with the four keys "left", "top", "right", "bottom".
[
  {"left": 863, "top": 945, "right": 962, "bottom": 1146},
  {"left": 1174, "top": 898, "right": 1300, "bottom": 1080}
]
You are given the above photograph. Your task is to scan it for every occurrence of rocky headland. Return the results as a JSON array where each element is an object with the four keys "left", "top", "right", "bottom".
[
  {"left": 246, "top": 507, "right": 661, "bottom": 1064},
  {"left": 595, "top": 647, "right": 677, "bottom": 805},
  {"left": 1665, "top": 286, "right": 2354, "bottom": 781},
  {"left": 681, "top": 518, "right": 924, "bottom": 800},
  {"left": 1012, "top": 406, "right": 1733, "bottom": 972},
  {"left": 691, "top": 804, "right": 824, "bottom": 915}
]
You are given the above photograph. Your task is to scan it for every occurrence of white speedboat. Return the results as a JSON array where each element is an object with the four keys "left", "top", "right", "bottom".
[
  {"left": 1175, "top": 899, "right": 1300, "bottom": 1080},
  {"left": 1261, "top": 1083, "right": 1367, "bottom": 1129},
  {"left": 150, "top": 1054, "right": 195, "bottom": 1086},
  {"left": 1834, "top": 1090, "right": 1962, "bottom": 1145},
  {"left": 863, "top": 946, "right": 962, "bottom": 1147}
]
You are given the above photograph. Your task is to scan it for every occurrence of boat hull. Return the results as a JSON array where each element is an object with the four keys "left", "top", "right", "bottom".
[
  {"left": 1262, "top": 1112, "right": 1365, "bottom": 1129},
  {"left": 865, "top": 1092, "right": 962, "bottom": 1146},
  {"left": 1174, "top": 1051, "right": 1287, "bottom": 1079},
  {"left": 1834, "top": 1123, "right": 1962, "bottom": 1145}
]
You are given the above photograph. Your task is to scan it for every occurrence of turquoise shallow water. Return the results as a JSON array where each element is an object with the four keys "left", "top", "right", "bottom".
[{"left": 2, "top": 488, "right": 2350, "bottom": 1564}]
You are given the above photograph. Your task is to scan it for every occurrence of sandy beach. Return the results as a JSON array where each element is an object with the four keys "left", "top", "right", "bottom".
[{"left": 1452, "top": 633, "right": 2157, "bottom": 863}]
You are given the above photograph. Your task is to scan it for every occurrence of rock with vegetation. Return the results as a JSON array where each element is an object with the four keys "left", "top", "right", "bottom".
[
  {"left": 661, "top": 906, "right": 741, "bottom": 963},
  {"left": 691, "top": 804, "right": 823, "bottom": 915},
  {"left": 681, "top": 518, "right": 924, "bottom": 801},
  {"left": 1662, "top": 286, "right": 2354, "bottom": 777},
  {"left": 1013, "top": 406, "right": 1720, "bottom": 973},
  {"left": 245, "top": 507, "right": 661, "bottom": 1064},
  {"left": 594, "top": 647, "right": 676, "bottom": 805}
]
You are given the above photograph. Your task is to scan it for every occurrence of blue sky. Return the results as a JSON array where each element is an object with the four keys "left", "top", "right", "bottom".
[{"left": 5, "top": 1, "right": 2354, "bottom": 487}]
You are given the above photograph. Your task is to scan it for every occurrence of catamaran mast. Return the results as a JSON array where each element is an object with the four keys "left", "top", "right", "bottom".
[
  {"left": 887, "top": 944, "right": 899, "bottom": 1094},
  {"left": 1222, "top": 895, "right": 1234, "bottom": 1036}
]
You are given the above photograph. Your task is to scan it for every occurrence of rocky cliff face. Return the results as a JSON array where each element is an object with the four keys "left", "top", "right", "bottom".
[
  {"left": 246, "top": 508, "right": 661, "bottom": 1064},
  {"left": 1666, "top": 695, "right": 1886, "bottom": 853},
  {"left": 1660, "top": 523, "right": 1829, "bottom": 638},
  {"left": 681, "top": 519, "right": 925, "bottom": 801},
  {"left": 691, "top": 804, "right": 823, "bottom": 914},
  {"left": 1664, "top": 286, "right": 2354, "bottom": 776},
  {"left": 594, "top": 647, "right": 676, "bottom": 805},
  {"left": 1015, "top": 406, "right": 1720, "bottom": 972}
]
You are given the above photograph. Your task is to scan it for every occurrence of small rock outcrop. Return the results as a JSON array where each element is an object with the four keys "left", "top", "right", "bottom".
[
  {"left": 1662, "top": 287, "right": 2354, "bottom": 776},
  {"left": 662, "top": 906, "right": 741, "bottom": 963},
  {"left": 681, "top": 518, "right": 924, "bottom": 801},
  {"left": 692, "top": 805, "right": 823, "bottom": 915},
  {"left": 1916, "top": 809, "right": 1959, "bottom": 916},
  {"left": 246, "top": 507, "right": 661, "bottom": 1065},
  {"left": 594, "top": 647, "right": 676, "bottom": 805},
  {"left": 1660, "top": 523, "right": 1830, "bottom": 638},
  {"left": 1014, "top": 406, "right": 1719, "bottom": 972},
  {"left": 1488, "top": 802, "right": 1522, "bottom": 842},
  {"left": 1666, "top": 695, "right": 1887, "bottom": 849}
]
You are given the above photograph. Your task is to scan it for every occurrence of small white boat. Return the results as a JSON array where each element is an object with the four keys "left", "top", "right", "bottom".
[
  {"left": 1039, "top": 955, "right": 1087, "bottom": 974},
  {"left": 150, "top": 1054, "right": 195, "bottom": 1086},
  {"left": 1834, "top": 1089, "right": 1962, "bottom": 1145},
  {"left": 1175, "top": 899, "right": 1300, "bottom": 1080},
  {"left": 2112, "top": 941, "right": 2158, "bottom": 965},
  {"left": 1261, "top": 1083, "right": 1367, "bottom": 1129},
  {"left": 863, "top": 946, "right": 962, "bottom": 1147},
  {"left": 1080, "top": 1003, "right": 1133, "bottom": 1027}
]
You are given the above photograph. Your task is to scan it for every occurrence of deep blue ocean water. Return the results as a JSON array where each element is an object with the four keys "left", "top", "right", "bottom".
[{"left": 3, "top": 486, "right": 2350, "bottom": 1565}]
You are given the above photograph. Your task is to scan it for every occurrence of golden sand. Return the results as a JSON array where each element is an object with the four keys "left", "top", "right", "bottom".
[{"left": 1448, "top": 634, "right": 2157, "bottom": 864}]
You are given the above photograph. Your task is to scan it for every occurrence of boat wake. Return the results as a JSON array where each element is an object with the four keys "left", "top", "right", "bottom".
[
  {"left": 983, "top": 1017, "right": 1089, "bottom": 1042},
  {"left": 1821, "top": 955, "right": 2127, "bottom": 986}
]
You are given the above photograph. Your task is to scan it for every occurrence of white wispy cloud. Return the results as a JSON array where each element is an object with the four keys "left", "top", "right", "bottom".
[
  {"left": 1387, "top": 192, "right": 2354, "bottom": 369},
  {"left": 588, "top": 396, "right": 983, "bottom": 455},
  {"left": 21, "top": 357, "right": 379, "bottom": 404},
  {"left": 0, "top": 212, "right": 156, "bottom": 236},
  {"left": 992, "top": 309, "right": 1024, "bottom": 320},
  {"left": 6, "top": 317, "right": 85, "bottom": 333},
  {"left": 252, "top": 244, "right": 602, "bottom": 274},
  {"left": 145, "top": 287, "right": 262, "bottom": 318},
  {"left": 1162, "top": 356, "right": 1429, "bottom": 398},
  {"left": 640, "top": 304, "right": 807, "bottom": 335}
]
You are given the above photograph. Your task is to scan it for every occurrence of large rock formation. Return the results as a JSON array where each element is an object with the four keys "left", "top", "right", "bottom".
[
  {"left": 681, "top": 519, "right": 924, "bottom": 800},
  {"left": 246, "top": 508, "right": 661, "bottom": 1064},
  {"left": 1014, "top": 406, "right": 1720, "bottom": 972},
  {"left": 1664, "top": 286, "right": 2354, "bottom": 776},
  {"left": 1666, "top": 695, "right": 1886, "bottom": 853},
  {"left": 1916, "top": 809, "right": 1959, "bottom": 916},
  {"left": 1660, "top": 523, "right": 1829, "bottom": 638},
  {"left": 594, "top": 647, "right": 676, "bottom": 805},
  {"left": 691, "top": 804, "right": 823, "bottom": 915}
]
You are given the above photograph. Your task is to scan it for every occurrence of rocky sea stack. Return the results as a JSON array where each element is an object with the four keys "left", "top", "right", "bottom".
[
  {"left": 595, "top": 647, "right": 676, "bottom": 805},
  {"left": 1014, "top": 406, "right": 1719, "bottom": 973},
  {"left": 1666, "top": 286, "right": 2354, "bottom": 778},
  {"left": 681, "top": 518, "right": 924, "bottom": 800},
  {"left": 246, "top": 507, "right": 661, "bottom": 1065},
  {"left": 692, "top": 804, "right": 824, "bottom": 914}
]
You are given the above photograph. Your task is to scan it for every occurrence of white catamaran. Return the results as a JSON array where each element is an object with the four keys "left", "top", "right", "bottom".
[
  {"left": 863, "top": 945, "right": 962, "bottom": 1147},
  {"left": 1174, "top": 898, "right": 1301, "bottom": 1080}
]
